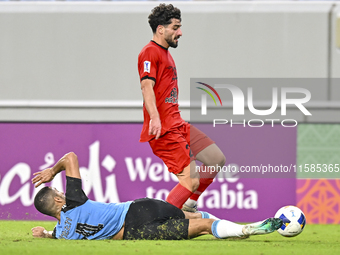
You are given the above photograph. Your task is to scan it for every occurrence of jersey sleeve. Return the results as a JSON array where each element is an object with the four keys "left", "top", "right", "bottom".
[
  {"left": 138, "top": 46, "right": 158, "bottom": 83},
  {"left": 52, "top": 227, "right": 57, "bottom": 239},
  {"left": 65, "top": 176, "right": 88, "bottom": 210}
]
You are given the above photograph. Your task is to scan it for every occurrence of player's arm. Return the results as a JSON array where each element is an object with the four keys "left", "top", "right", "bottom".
[
  {"left": 32, "top": 152, "right": 81, "bottom": 188},
  {"left": 31, "top": 226, "right": 55, "bottom": 239},
  {"left": 141, "top": 78, "right": 161, "bottom": 140}
]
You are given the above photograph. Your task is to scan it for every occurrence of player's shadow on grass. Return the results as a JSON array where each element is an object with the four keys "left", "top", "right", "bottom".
[{"left": 191, "top": 236, "right": 250, "bottom": 241}]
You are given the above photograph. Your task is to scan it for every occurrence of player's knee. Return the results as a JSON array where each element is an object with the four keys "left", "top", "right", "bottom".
[
  {"left": 218, "top": 154, "right": 226, "bottom": 167},
  {"left": 198, "top": 219, "right": 215, "bottom": 233},
  {"left": 183, "top": 177, "right": 200, "bottom": 192},
  {"left": 190, "top": 178, "right": 200, "bottom": 192}
]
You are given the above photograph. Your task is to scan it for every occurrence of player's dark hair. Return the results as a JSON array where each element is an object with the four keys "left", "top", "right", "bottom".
[
  {"left": 148, "top": 4, "right": 181, "bottom": 33},
  {"left": 34, "top": 187, "right": 57, "bottom": 217}
]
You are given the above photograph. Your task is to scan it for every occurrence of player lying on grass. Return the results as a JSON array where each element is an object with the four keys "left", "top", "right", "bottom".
[{"left": 31, "top": 152, "right": 283, "bottom": 240}]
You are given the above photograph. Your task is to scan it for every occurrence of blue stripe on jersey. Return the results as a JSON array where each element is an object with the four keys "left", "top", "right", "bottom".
[{"left": 54, "top": 200, "right": 132, "bottom": 240}]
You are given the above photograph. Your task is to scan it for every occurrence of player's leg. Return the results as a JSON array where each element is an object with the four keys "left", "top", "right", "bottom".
[
  {"left": 183, "top": 210, "right": 220, "bottom": 220},
  {"left": 149, "top": 126, "right": 200, "bottom": 209},
  {"left": 182, "top": 211, "right": 201, "bottom": 219},
  {"left": 123, "top": 198, "right": 189, "bottom": 240},
  {"left": 196, "top": 143, "right": 226, "bottom": 170},
  {"left": 189, "top": 143, "right": 226, "bottom": 199},
  {"left": 123, "top": 199, "right": 282, "bottom": 240},
  {"left": 175, "top": 161, "right": 200, "bottom": 192},
  {"left": 184, "top": 209, "right": 253, "bottom": 238},
  {"left": 183, "top": 210, "right": 220, "bottom": 236},
  {"left": 166, "top": 161, "right": 200, "bottom": 208},
  {"left": 188, "top": 217, "right": 283, "bottom": 239},
  {"left": 187, "top": 218, "right": 215, "bottom": 238},
  {"left": 183, "top": 125, "right": 226, "bottom": 211},
  {"left": 124, "top": 201, "right": 250, "bottom": 240}
]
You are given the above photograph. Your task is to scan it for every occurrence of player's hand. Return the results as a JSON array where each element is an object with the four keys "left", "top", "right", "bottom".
[
  {"left": 31, "top": 226, "right": 47, "bottom": 238},
  {"left": 32, "top": 168, "right": 54, "bottom": 188},
  {"left": 149, "top": 117, "right": 161, "bottom": 140}
]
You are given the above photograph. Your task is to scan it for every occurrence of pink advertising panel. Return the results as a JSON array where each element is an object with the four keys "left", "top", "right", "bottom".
[{"left": 0, "top": 123, "right": 296, "bottom": 222}]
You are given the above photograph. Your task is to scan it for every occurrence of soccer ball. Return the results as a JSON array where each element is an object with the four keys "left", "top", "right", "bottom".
[{"left": 274, "top": 206, "right": 306, "bottom": 237}]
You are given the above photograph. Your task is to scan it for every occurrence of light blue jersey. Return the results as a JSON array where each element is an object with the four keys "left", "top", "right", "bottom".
[
  {"left": 52, "top": 176, "right": 132, "bottom": 240},
  {"left": 54, "top": 200, "right": 132, "bottom": 240}
]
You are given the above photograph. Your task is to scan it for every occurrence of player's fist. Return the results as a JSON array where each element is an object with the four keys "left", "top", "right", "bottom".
[
  {"left": 149, "top": 117, "right": 161, "bottom": 140},
  {"left": 31, "top": 226, "right": 46, "bottom": 238}
]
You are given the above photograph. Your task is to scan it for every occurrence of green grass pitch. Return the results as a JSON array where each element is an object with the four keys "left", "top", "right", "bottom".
[{"left": 0, "top": 220, "right": 339, "bottom": 255}]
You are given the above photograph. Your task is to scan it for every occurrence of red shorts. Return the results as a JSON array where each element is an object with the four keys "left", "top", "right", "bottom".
[{"left": 149, "top": 122, "right": 214, "bottom": 174}]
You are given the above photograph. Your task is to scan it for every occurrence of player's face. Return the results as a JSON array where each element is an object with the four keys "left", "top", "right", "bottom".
[
  {"left": 53, "top": 188, "right": 65, "bottom": 201},
  {"left": 164, "top": 19, "right": 182, "bottom": 48}
]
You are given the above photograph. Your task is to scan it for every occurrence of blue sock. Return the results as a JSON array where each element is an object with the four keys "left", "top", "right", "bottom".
[
  {"left": 211, "top": 220, "right": 222, "bottom": 238},
  {"left": 198, "top": 211, "right": 220, "bottom": 220}
]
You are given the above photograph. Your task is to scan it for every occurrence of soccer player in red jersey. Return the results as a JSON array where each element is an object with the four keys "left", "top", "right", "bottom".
[{"left": 137, "top": 4, "right": 226, "bottom": 212}]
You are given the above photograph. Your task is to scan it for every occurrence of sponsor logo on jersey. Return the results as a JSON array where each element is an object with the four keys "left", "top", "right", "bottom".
[
  {"left": 144, "top": 61, "right": 151, "bottom": 73},
  {"left": 167, "top": 66, "right": 177, "bottom": 80},
  {"left": 165, "top": 88, "right": 178, "bottom": 104}
]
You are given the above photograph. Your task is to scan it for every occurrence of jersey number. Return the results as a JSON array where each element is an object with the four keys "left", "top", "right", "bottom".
[{"left": 76, "top": 223, "right": 104, "bottom": 238}]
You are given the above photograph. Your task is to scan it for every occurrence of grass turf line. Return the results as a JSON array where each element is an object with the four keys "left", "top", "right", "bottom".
[{"left": 0, "top": 220, "right": 339, "bottom": 255}]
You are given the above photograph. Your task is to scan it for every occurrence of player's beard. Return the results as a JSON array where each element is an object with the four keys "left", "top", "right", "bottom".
[{"left": 165, "top": 35, "right": 179, "bottom": 48}]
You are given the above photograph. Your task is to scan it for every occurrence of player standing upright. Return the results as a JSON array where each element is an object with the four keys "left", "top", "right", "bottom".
[{"left": 137, "top": 4, "right": 226, "bottom": 212}]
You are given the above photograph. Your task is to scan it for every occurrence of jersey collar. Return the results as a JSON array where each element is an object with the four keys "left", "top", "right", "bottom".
[{"left": 151, "top": 40, "right": 168, "bottom": 50}]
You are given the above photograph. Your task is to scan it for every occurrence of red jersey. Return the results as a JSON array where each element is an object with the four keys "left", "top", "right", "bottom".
[{"left": 138, "top": 41, "right": 185, "bottom": 142}]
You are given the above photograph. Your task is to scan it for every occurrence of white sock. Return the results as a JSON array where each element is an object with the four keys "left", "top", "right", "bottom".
[
  {"left": 198, "top": 211, "right": 220, "bottom": 220},
  {"left": 211, "top": 220, "right": 244, "bottom": 239},
  {"left": 184, "top": 199, "right": 197, "bottom": 207}
]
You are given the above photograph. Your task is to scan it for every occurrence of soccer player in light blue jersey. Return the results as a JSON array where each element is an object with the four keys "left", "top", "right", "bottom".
[{"left": 31, "top": 152, "right": 282, "bottom": 240}]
